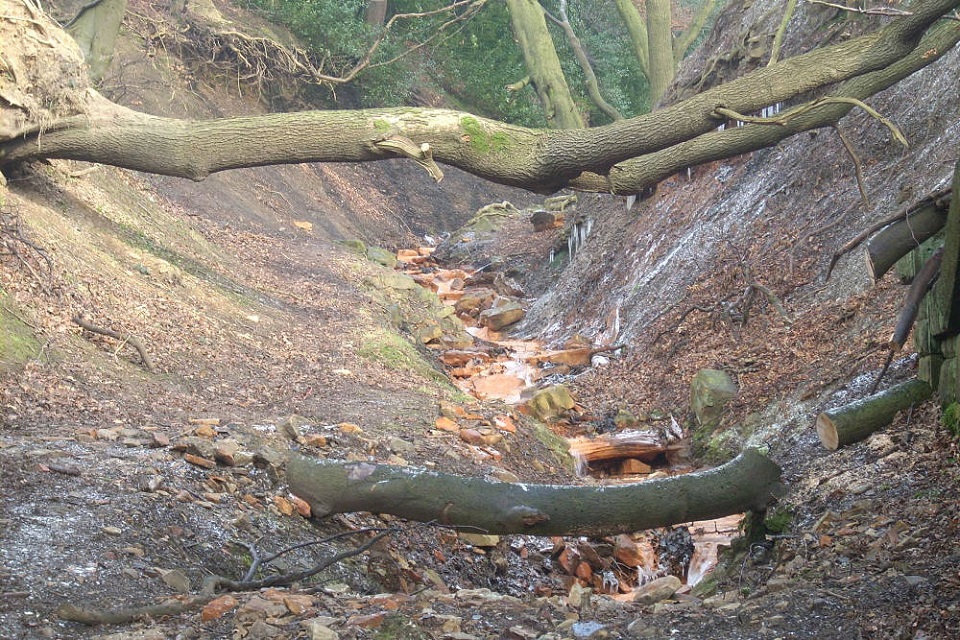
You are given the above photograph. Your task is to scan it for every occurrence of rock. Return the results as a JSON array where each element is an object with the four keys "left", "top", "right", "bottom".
[
  {"left": 369, "top": 272, "right": 418, "bottom": 290},
  {"left": 183, "top": 453, "right": 216, "bottom": 469},
  {"left": 279, "top": 415, "right": 310, "bottom": 441},
  {"left": 435, "top": 416, "right": 460, "bottom": 432},
  {"left": 302, "top": 618, "right": 340, "bottom": 640},
  {"left": 632, "top": 575, "right": 681, "bottom": 605},
  {"left": 455, "top": 288, "right": 497, "bottom": 315},
  {"left": 237, "top": 596, "right": 288, "bottom": 623},
  {"left": 213, "top": 440, "right": 239, "bottom": 466},
  {"left": 690, "top": 369, "right": 738, "bottom": 431},
  {"left": 621, "top": 458, "right": 652, "bottom": 474},
  {"left": 253, "top": 446, "right": 288, "bottom": 480},
  {"left": 303, "top": 433, "right": 328, "bottom": 447},
  {"left": 176, "top": 436, "right": 217, "bottom": 459},
  {"left": 459, "top": 532, "right": 500, "bottom": 547},
  {"left": 527, "top": 385, "right": 576, "bottom": 421},
  {"left": 494, "top": 272, "right": 525, "bottom": 297},
  {"left": 283, "top": 594, "right": 315, "bottom": 615},
  {"left": 486, "top": 467, "right": 519, "bottom": 483},
  {"left": 614, "top": 534, "right": 644, "bottom": 567},
  {"left": 193, "top": 423, "right": 217, "bottom": 438},
  {"left": 246, "top": 620, "right": 282, "bottom": 639},
  {"left": 388, "top": 437, "right": 415, "bottom": 453},
  {"left": 531, "top": 209, "right": 564, "bottom": 232},
  {"left": 459, "top": 427, "right": 503, "bottom": 446},
  {"left": 201, "top": 595, "right": 239, "bottom": 621},
  {"left": 160, "top": 569, "right": 191, "bottom": 593},
  {"left": 532, "top": 347, "right": 592, "bottom": 367},
  {"left": 478, "top": 300, "right": 525, "bottom": 330}
]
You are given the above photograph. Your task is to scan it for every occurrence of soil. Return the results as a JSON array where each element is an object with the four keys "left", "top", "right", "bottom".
[{"left": 2, "top": 1, "right": 960, "bottom": 639}]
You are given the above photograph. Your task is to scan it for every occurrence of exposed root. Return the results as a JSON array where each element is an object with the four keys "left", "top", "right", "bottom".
[{"left": 72, "top": 314, "right": 157, "bottom": 373}]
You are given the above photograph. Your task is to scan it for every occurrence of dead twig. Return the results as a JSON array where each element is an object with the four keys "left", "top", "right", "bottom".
[
  {"left": 56, "top": 527, "right": 397, "bottom": 625},
  {"left": 72, "top": 315, "right": 157, "bottom": 373},
  {"left": 833, "top": 125, "right": 870, "bottom": 209}
]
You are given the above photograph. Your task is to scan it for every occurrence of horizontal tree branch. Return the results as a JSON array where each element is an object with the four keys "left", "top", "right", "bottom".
[
  {"left": 2, "top": 0, "right": 958, "bottom": 193},
  {"left": 287, "top": 448, "right": 783, "bottom": 536}
]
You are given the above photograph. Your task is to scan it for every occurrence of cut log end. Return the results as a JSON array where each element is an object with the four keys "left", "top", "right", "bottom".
[
  {"left": 815, "top": 413, "right": 840, "bottom": 450},
  {"left": 815, "top": 378, "right": 932, "bottom": 450}
]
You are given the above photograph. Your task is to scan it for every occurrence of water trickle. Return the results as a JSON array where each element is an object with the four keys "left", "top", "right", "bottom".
[{"left": 567, "top": 217, "right": 594, "bottom": 263}]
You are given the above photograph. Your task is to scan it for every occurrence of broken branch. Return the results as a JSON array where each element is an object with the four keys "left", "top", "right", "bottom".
[
  {"left": 72, "top": 315, "right": 156, "bottom": 372},
  {"left": 287, "top": 449, "right": 783, "bottom": 537}
]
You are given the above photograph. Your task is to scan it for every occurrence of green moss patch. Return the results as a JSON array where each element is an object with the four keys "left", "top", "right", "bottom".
[{"left": 0, "top": 296, "right": 40, "bottom": 371}]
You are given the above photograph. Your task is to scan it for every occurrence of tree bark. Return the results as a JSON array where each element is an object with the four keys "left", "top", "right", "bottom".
[
  {"left": 66, "top": 0, "right": 128, "bottom": 83},
  {"left": 614, "top": 0, "right": 649, "bottom": 78},
  {"left": 816, "top": 378, "right": 932, "bottom": 450},
  {"left": 647, "top": 0, "right": 675, "bottom": 105},
  {"left": 2, "top": 1, "right": 959, "bottom": 194},
  {"left": 674, "top": 0, "right": 717, "bottom": 62},
  {"left": 866, "top": 193, "right": 951, "bottom": 281},
  {"left": 504, "top": 0, "right": 584, "bottom": 129},
  {"left": 932, "top": 157, "right": 960, "bottom": 339},
  {"left": 365, "top": 0, "right": 388, "bottom": 26},
  {"left": 287, "top": 448, "right": 782, "bottom": 536}
]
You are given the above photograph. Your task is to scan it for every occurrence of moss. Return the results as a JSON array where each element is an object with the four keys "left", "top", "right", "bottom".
[
  {"left": 531, "top": 421, "right": 574, "bottom": 471},
  {"left": 0, "top": 296, "right": 40, "bottom": 371},
  {"left": 943, "top": 402, "right": 960, "bottom": 438},
  {"left": 358, "top": 328, "right": 449, "bottom": 386},
  {"left": 763, "top": 509, "right": 792, "bottom": 534},
  {"left": 459, "top": 116, "right": 510, "bottom": 154},
  {"left": 374, "top": 615, "right": 429, "bottom": 640},
  {"left": 373, "top": 118, "right": 391, "bottom": 134}
]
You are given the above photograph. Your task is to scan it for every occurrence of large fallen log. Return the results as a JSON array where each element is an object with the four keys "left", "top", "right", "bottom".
[
  {"left": 816, "top": 378, "right": 932, "bottom": 450},
  {"left": 568, "top": 429, "right": 674, "bottom": 465},
  {"left": 287, "top": 449, "right": 783, "bottom": 537}
]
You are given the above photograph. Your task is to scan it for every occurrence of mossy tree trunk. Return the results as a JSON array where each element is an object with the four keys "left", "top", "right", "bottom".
[
  {"left": 66, "top": 0, "right": 128, "bottom": 83},
  {"left": 287, "top": 449, "right": 783, "bottom": 536},
  {"left": 504, "top": 0, "right": 584, "bottom": 129},
  {"left": 647, "top": 0, "right": 675, "bottom": 105},
  {"left": 614, "top": 0, "right": 718, "bottom": 108},
  {"left": 3, "top": 1, "right": 960, "bottom": 195}
]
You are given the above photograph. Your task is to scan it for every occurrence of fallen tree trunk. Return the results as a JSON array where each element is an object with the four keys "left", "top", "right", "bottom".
[
  {"left": 816, "top": 378, "right": 932, "bottom": 450},
  {"left": 866, "top": 191, "right": 951, "bottom": 281},
  {"left": 287, "top": 449, "right": 782, "bottom": 536},
  {"left": 568, "top": 429, "right": 673, "bottom": 465}
]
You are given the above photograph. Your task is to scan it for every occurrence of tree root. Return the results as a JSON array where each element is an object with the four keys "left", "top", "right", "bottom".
[{"left": 72, "top": 315, "right": 156, "bottom": 373}]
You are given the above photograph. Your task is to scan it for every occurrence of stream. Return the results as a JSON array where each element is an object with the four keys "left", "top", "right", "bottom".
[{"left": 396, "top": 247, "right": 740, "bottom": 590}]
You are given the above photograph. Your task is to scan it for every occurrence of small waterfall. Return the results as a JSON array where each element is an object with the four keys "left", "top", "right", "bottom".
[
  {"left": 570, "top": 449, "right": 589, "bottom": 476},
  {"left": 568, "top": 217, "right": 594, "bottom": 263}
]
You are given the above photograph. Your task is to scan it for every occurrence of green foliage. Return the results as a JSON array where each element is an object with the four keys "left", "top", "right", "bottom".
[
  {"left": 763, "top": 509, "right": 792, "bottom": 534},
  {"left": 943, "top": 402, "right": 960, "bottom": 438},
  {"left": 0, "top": 295, "right": 40, "bottom": 371},
  {"left": 543, "top": 0, "right": 650, "bottom": 122},
  {"left": 240, "top": 0, "right": 718, "bottom": 123}
]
